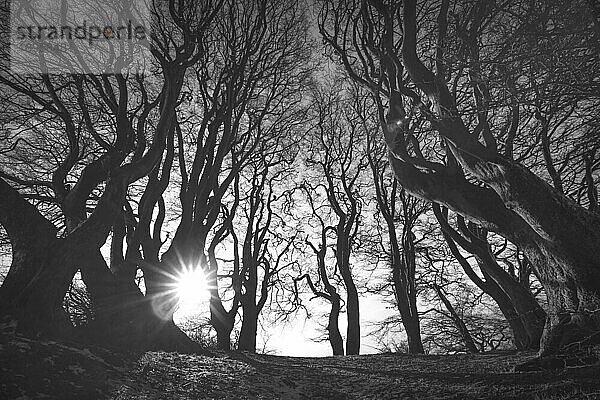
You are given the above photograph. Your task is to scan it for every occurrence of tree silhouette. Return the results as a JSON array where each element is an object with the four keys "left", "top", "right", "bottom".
[{"left": 319, "top": 0, "right": 600, "bottom": 362}]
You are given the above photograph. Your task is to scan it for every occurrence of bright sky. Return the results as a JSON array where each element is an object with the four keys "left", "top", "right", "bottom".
[
  {"left": 263, "top": 294, "right": 398, "bottom": 357},
  {"left": 0, "top": 217, "right": 402, "bottom": 358},
  {"left": 171, "top": 275, "right": 398, "bottom": 357}
]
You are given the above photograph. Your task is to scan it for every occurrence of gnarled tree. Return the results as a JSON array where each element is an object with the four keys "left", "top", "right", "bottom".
[
  {"left": 434, "top": 204, "right": 546, "bottom": 350},
  {"left": 319, "top": 0, "right": 600, "bottom": 364},
  {"left": 0, "top": 0, "right": 222, "bottom": 351}
]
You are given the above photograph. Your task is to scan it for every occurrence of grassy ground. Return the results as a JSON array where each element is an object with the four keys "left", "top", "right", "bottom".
[
  {"left": 114, "top": 351, "right": 600, "bottom": 400},
  {"left": 1, "top": 325, "right": 599, "bottom": 399}
]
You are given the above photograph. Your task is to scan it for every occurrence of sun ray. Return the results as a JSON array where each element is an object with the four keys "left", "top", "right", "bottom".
[{"left": 171, "top": 263, "right": 212, "bottom": 318}]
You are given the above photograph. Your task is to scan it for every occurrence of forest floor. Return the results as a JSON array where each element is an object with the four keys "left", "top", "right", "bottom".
[{"left": 1, "top": 324, "right": 600, "bottom": 399}]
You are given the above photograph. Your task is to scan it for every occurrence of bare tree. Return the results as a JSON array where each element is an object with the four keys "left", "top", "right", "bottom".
[
  {"left": 236, "top": 142, "right": 299, "bottom": 352},
  {"left": 352, "top": 85, "right": 427, "bottom": 354},
  {"left": 0, "top": 0, "right": 218, "bottom": 349},
  {"left": 431, "top": 282, "right": 479, "bottom": 354},
  {"left": 365, "top": 129, "right": 428, "bottom": 353},
  {"left": 419, "top": 245, "right": 512, "bottom": 354},
  {"left": 294, "top": 80, "right": 369, "bottom": 355},
  {"left": 129, "top": 0, "right": 311, "bottom": 350},
  {"left": 319, "top": 0, "right": 600, "bottom": 364},
  {"left": 295, "top": 228, "right": 345, "bottom": 355},
  {"left": 434, "top": 204, "right": 546, "bottom": 350}
]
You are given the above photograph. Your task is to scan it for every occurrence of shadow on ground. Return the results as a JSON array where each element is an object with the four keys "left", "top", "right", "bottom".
[
  {"left": 114, "top": 351, "right": 600, "bottom": 400},
  {"left": 1, "top": 324, "right": 599, "bottom": 400}
]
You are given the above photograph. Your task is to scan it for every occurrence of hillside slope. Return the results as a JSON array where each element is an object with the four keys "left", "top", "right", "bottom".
[
  {"left": 114, "top": 351, "right": 599, "bottom": 400},
  {"left": 1, "top": 324, "right": 599, "bottom": 399}
]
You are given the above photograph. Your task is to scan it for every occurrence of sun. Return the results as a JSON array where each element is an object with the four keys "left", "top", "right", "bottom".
[{"left": 174, "top": 267, "right": 211, "bottom": 315}]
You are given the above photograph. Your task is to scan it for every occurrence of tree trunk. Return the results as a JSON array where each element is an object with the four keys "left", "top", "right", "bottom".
[
  {"left": 433, "top": 284, "right": 479, "bottom": 354},
  {"left": 400, "top": 220, "right": 424, "bottom": 354},
  {"left": 328, "top": 293, "right": 345, "bottom": 356},
  {"left": 344, "top": 281, "right": 360, "bottom": 355},
  {"left": 453, "top": 159, "right": 600, "bottom": 359},
  {"left": 404, "top": 314, "right": 425, "bottom": 354},
  {"left": 475, "top": 253, "right": 545, "bottom": 349},
  {"left": 392, "top": 259, "right": 424, "bottom": 354},
  {"left": 477, "top": 274, "right": 531, "bottom": 350},
  {"left": 1, "top": 242, "right": 74, "bottom": 339},
  {"left": 78, "top": 250, "right": 125, "bottom": 324},
  {"left": 524, "top": 242, "right": 600, "bottom": 358},
  {"left": 398, "top": 0, "right": 600, "bottom": 360},
  {"left": 0, "top": 62, "right": 188, "bottom": 346},
  {"left": 338, "top": 233, "right": 360, "bottom": 355},
  {"left": 435, "top": 204, "right": 544, "bottom": 350},
  {"left": 394, "top": 292, "right": 425, "bottom": 354},
  {"left": 0, "top": 178, "right": 71, "bottom": 337},
  {"left": 143, "top": 318, "right": 202, "bottom": 353},
  {"left": 296, "top": 240, "right": 345, "bottom": 357},
  {"left": 208, "top": 288, "right": 235, "bottom": 351},
  {"left": 239, "top": 247, "right": 259, "bottom": 352},
  {"left": 238, "top": 305, "right": 258, "bottom": 352}
]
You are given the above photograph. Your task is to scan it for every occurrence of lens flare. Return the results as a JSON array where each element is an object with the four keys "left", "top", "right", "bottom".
[
  {"left": 177, "top": 268, "right": 210, "bottom": 307},
  {"left": 174, "top": 267, "right": 211, "bottom": 316}
]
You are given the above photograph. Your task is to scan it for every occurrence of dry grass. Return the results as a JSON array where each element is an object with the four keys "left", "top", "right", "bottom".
[
  {"left": 115, "top": 351, "right": 600, "bottom": 400},
  {"left": 1, "top": 324, "right": 599, "bottom": 400}
]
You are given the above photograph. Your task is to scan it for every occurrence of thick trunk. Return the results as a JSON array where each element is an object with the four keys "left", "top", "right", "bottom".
[
  {"left": 2, "top": 242, "right": 73, "bottom": 339},
  {"left": 401, "top": 222, "right": 424, "bottom": 354},
  {"left": 0, "top": 235, "right": 57, "bottom": 309},
  {"left": 475, "top": 254, "right": 545, "bottom": 349},
  {"left": 0, "top": 178, "right": 71, "bottom": 336},
  {"left": 0, "top": 177, "right": 106, "bottom": 337},
  {"left": 1, "top": 213, "right": 197, "bottom": 354},
  {"left": 404, "top": 315, "right": 424, "bottom": 354},
  {"left": 338, "top": 236, "right": 360, "bottom": 355},
  {"left": 239, "top": 251, "right": 259, "bottom": 352},
  {"left": 435, "top": 205, "right": 544, "bottom": 350},
  {"left": 140, "top": 262, "right": 176, "bottom": 324},
  {"left": 479, "top": 276, "right": 531, "bottom": 350},
  {"left": 328, "top": 294, "right": 344, "bottom": 356},
  {"left": 343, "top": 276, "right": 360, "bottom": 355},
  {"left": 455, "top": 158, "right": 600, "bottom": 358},
  {"left": 523, "top": 243, "right": 600, "bottom": 357},
  {"left": 238, "top": 305, "right": 258, "bottom": 352},
  {"left": 398, "top": 0, "right": 600, "bottom": 360},
  {"left": 143, "top": 317, "right": 202, "bottom": 353},
  {"left": 208, "top": 288, "right": 234, "bottom": 351},
  {"left": 395, "top": 292, "right": 425, "bottom": 354},
  {"left": 21, "top": 178, "right": 126, "bottom": 334},
  {"left": 388, "top": 130, "right": 600, "bottom": 359},
  {"left": 0, "top": 62, "right": 184, "bottom": 343},
  {"left": 78, "top": 250, "right": 123, "bottom": 324},
  {"left": 206, "top": 252, "right": 236, "bottom": 351},
  {"left": 215, "top": 328, "right": 232, "bottom": 350},
  {"left": 72, "top": 287, "right": 199, "bottom": 353}
]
